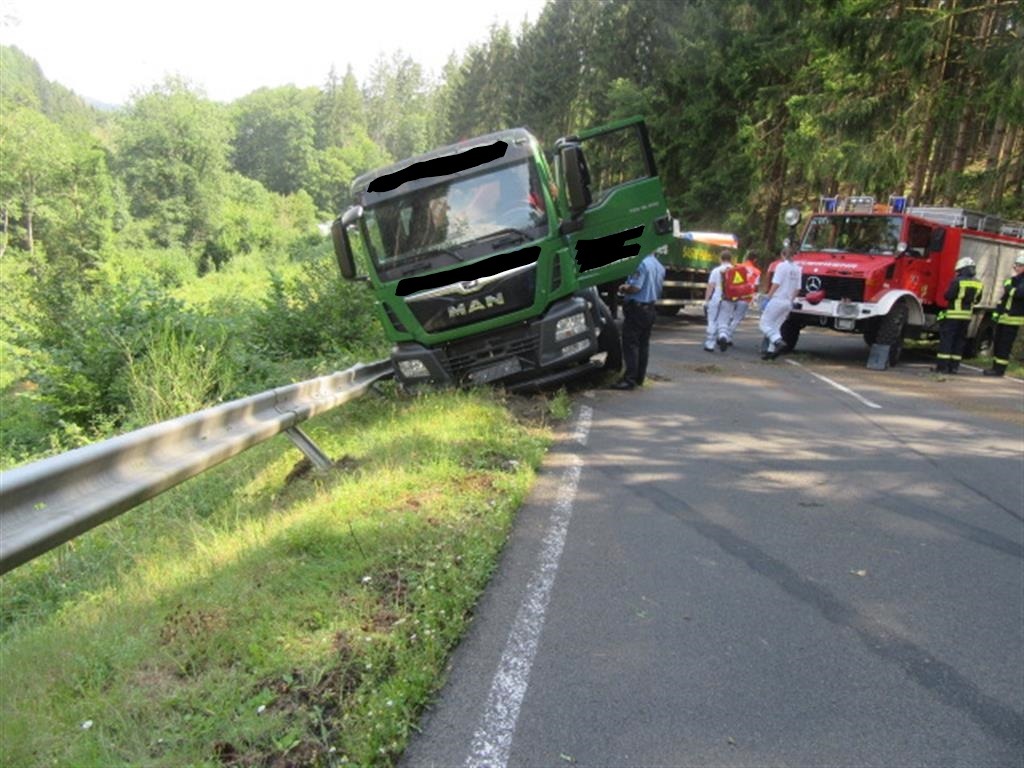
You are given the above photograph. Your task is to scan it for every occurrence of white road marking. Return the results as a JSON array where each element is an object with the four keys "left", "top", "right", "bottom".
[
  {"left": 465, "top": 405, "right": 592, "bottom": 768},
  {"left": 786, "top": 360, "right": 883, "bottom": 409}
]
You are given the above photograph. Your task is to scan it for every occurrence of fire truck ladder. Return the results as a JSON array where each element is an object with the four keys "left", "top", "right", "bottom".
[{"left": 907, "top": 206, "right": 1024, "bottom": 238}]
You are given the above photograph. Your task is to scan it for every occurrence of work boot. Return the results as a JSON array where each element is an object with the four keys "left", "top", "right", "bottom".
[
  {"left": 983, "top": 368, "right": 1005, "bottom": 377},
  {"left": 717, "top": 336, "right": 729, "bottom": 351}
]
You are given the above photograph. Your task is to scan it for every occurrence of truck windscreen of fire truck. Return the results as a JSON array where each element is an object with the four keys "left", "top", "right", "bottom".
[
  {"left": 361, "top": 161, "right": 548, "bottom": 279},
  {"left": 801, "top": 215, "right": 903, "bottom": 256}
]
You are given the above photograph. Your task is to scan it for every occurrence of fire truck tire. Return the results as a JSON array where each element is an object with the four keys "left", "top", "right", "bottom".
[
  {"left": 656, "top": 305, "right": 681, "bottom": 317},
  {"left": 780, "top": 316, "right": 802, "bottom": 350},
  {"left": 876, "top": 301, "right": 908, "bottom": 365}
]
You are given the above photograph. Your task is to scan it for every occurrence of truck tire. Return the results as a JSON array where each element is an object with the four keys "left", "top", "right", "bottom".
[
  {"left": 875, "top": 300, "right": 908, "bottom": 366},
  {"left": 596, "top": 298, "right": 623, "bottom": 372},
  {"left": 781, "top": 315, "right": 802, "bottom": 350},
  {"left": 656, "top": 305, "right": 681, "bottom": 317},
  {"left": 961, "top": 320, "right": 993, "bottom": 359}
]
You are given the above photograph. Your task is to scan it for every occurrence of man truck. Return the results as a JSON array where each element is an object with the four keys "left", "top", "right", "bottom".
[
  {"left": 331, "top": 117, "right": 675, "bottom": 390},
  {"left": 771, "top": 195, "right": 1024, "bottom": 366}
]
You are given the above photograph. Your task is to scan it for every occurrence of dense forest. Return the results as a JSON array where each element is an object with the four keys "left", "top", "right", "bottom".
[{"left": 2, "top": 0, "right": 1022, "bottom": 462}]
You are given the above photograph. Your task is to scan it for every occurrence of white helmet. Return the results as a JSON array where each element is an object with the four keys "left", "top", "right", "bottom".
[
  {"left": 1015, "top": 254, "right": 1024, "bottom": 267},
  {"left": 955, "top": 257, "right": 975, "bottom": 272}
]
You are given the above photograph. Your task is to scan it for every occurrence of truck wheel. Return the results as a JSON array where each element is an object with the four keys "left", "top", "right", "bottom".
[
  {"left": 780, "top": 315, "right": 802, "bottom": 350},
  {"left": 961, "top": 321, "right": 993, "bottom": 359},
  {"left": 596, "top": 299, "right": 623, "bottom": 372},
  {"left": 876, "top": 301, "right": 908, "bottom": 366},
  {"left": 656, "top": 305, "right": 680, "bottom": 317}
]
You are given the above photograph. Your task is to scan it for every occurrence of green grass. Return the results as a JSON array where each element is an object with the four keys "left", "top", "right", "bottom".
[{"left": 0, "top": 386, "right": 556, "bottom": 766}]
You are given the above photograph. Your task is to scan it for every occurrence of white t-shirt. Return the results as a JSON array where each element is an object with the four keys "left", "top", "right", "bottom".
[
  {"left": 707, "top": 263, "right": 729, "bottom": 301},
  {"left": 771, "top": 259, "right": 802, "bottom": 302}
]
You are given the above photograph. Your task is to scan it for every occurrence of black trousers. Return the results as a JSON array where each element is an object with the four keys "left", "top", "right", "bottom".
[
  {"left": 992, "top": 323, "right": 1021, "bottom": 372},
  {"left": 622, "top": 302, "right": 657, "bottom": 384},
  {"left": 937, "top": 318, "right": 969, "bottom": 372}
]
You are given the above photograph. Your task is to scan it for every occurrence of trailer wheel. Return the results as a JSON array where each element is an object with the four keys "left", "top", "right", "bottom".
[{"left": 876, "top": 301, "right": 908, "bottom": 366}]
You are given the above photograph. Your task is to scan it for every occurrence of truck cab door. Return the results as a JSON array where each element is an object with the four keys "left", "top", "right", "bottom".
[{"left": 558, "top": 116, "right": 673, "bottom": 289}]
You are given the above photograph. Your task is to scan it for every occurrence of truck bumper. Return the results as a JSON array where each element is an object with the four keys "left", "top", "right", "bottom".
[
  {"left": 790, "top": 298, "right": 878, "bottom": 331},
  {"left": 392, "top": 295, "right": 602, "bottom": 389}
]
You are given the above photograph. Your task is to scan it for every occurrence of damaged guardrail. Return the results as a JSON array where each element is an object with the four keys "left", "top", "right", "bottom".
[{"left": 0, "top": 360, "right": 393, "bottom": 575}]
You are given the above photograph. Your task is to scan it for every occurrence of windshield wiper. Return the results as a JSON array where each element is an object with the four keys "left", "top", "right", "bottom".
[
  {"left": 396, "top": 248, "right": 465, "bottom": 277},
  {"left": 471, "top": 228, "right": 531, "bottom": 248}
]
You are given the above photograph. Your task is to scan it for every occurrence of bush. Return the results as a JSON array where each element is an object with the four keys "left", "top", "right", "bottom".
[
  {"left": 252, "top": 252, "right": 385, "bottom": 361},
  {"left": 123, "top": 317, "right": 236, "bottom": 427}
]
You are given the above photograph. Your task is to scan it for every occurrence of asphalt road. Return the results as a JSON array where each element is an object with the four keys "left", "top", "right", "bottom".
[{"left": 401, "top": 315, "right": 1024, "bottom": 768}]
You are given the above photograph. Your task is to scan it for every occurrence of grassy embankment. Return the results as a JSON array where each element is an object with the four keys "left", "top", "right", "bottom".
[{"left": 1, "top": 386, "right": 563, "bottom": 766}]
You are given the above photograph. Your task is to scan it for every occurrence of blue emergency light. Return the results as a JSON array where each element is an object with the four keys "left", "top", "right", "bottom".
[{"left": 889, "top": 195, "right": 907, "bottom": 213}]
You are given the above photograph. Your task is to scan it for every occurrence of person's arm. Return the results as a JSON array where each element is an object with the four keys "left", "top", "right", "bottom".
[
  {"left": 944, "top": 277, "right": 959, "bottom": 303},
  {"left": 619, "top": 265, "right": 645, "bottom": 296},
  {"left": 705, "top": 267, "right": 720, "bottom": 301}
]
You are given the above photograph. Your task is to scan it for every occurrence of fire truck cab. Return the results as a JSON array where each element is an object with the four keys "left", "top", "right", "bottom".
[{"left": 774, "top": 195, "right": 1024, "bottom": 366}]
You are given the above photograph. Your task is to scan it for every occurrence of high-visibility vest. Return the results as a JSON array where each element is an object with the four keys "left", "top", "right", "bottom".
[
  {"left": 996, "top": 276, "right": 1024, "bottom": 326},
  {"left": 944, "top": 278, "right": 984, "bottom": 320}
]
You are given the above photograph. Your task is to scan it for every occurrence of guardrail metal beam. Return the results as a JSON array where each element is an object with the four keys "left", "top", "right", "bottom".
[{"left": 0, "top": 360, "right": 393, "bottom": 575}]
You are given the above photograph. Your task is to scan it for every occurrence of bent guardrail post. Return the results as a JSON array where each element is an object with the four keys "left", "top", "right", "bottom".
[
  {"left": 0, "top": 360, "right": 393, "bottom": 575},
  {"left": 284, "top": 427, "right": 334, "bottom": 470}
]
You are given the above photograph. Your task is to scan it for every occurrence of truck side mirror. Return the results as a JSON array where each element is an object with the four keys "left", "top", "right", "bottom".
[
  {"left": 560, "top": 144, "right": 592, "bottom": 218},
  {"left": 332, "top": 205, "right": 363, "bottom": 280}
]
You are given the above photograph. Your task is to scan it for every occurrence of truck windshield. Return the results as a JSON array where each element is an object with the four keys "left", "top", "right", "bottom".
[
  {"left": 801, "top": 215, "right": 903, "bottom": 255},
  {"left": 361, "top": 160, "right": 548, "bottom": 277}
]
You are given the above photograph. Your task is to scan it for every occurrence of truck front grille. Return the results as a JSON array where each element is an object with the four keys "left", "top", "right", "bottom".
[
  {"left": 443, "top": 325, "right": 539, "bottom": 380},
  {"left": 405, "top": 265, "right": 537, "bottom": 333},
  {"left": 803, "top": 275, "right": 865, "bottom": 302}
]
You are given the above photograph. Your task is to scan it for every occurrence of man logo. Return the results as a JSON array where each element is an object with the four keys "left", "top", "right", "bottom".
[
  {"left": 805, "top": 275, "right": 823, "bottom": 291},
  {"left": 448, "top": 293, "right": 506, "bottom": 318}
]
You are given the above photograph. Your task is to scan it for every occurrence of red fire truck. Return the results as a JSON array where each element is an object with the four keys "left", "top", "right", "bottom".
[{"left": 773, "top": 195, "right": 1024, "bottom": 366}]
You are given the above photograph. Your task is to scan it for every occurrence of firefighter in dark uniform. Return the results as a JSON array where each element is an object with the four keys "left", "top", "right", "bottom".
[
  {"left": 934, "top": 256, "right": 984, "bottom": 374},
  {"left": 984, "top": 253, "right": 1024, "bottom": 377}
]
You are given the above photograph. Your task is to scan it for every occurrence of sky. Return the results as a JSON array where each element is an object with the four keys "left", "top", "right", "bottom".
[{"left": 0, "top": 0, "right": 549, "bottom": 105}]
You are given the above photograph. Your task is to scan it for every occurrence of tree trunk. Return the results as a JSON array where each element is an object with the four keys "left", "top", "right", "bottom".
[
  {"left": 945, "top": 104, "right": 974, "bottom": 204},
  {"left": 760, "top": 107, "right": 789, "bottom": 257},
  {"left": 982, "top": 114, "right": 1008, "bottom": 208}
]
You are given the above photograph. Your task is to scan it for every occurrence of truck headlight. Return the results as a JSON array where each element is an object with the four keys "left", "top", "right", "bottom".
[
  {"left": 555, "top": 312, "right": 587, "bottom": 341},
  {"left": 397, "top": 359, "right": 430, "bottom": 379}
]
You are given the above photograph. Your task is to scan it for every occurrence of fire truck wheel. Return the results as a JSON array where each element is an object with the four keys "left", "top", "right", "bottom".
[{"left": 780, "top": 316, "right": 802, "bottom": 350}]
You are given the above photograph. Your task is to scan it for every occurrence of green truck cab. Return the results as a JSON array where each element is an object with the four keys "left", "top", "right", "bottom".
[{"left": 332, "top": 117, "right": 674, "bottom": 390}]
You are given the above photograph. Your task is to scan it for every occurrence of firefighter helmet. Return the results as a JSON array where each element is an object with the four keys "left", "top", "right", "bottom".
[
  {"left": 1015, "top": 254, "right": 1024, "bottom": 267},
  {"left": 954, "top": 257, "right": 976, "bottom": 272}
]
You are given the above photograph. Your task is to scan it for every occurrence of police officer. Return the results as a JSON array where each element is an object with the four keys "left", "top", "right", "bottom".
[
  {"left": 935, "top": 256, "right": 984, "bottom": 374},
  {"left": 612, "top": 252, "right": 666, "bottom": 390},
  {"left": 984, "top": 253, "right": 1024, "bottom": 377}
]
